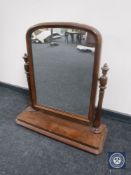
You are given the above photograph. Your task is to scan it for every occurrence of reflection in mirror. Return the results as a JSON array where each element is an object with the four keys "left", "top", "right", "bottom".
[{"left": 31, "top": 28, "right": 96, "bottom": 116}]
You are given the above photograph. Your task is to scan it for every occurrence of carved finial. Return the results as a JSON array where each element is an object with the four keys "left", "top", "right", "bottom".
[
  {"left": 99, "top": 63, "right": 109, "bottom": 89},
  {"left": 23, "top": 53, "right": 28, "bottom": 63},
  {"left": 101, "top": 63, "right": 109, "bottom": 76}
]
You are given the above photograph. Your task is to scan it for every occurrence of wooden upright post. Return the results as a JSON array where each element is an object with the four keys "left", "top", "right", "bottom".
[
  {"left": 23, "top": 53, "right": 30, "bottom": 87},
  {"left": 93, "top": 63, "right": 109, "bottom": 130},
  {"left": 23, "top": 53, "right": 32, "bottom": 105}
]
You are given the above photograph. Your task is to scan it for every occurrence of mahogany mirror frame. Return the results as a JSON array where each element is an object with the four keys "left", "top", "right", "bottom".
[
  {"left": 27, "top": 22, "right": 101, "bottom": 123},
  {"left": 16, "top": 22, "right": 109, "bottom": 155}
]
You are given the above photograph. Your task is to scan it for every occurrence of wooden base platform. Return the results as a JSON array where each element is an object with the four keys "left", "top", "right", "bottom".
[{"left": 16, "top": 107, "right": 107, "bottom": 155}]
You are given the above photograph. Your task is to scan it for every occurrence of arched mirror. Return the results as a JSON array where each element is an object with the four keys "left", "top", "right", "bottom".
[{"left": 16, "top": 22, "right": 109, "bottom": 154}]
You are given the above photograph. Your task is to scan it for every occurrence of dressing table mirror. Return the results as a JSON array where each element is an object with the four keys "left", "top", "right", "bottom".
[{"left": 16, "top": 22, "right": 109, "bottom": 154}]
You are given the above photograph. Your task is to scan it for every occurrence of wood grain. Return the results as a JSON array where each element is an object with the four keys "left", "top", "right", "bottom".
[{"left": 16, "top": 107, "right": 107, "bottom": 154}]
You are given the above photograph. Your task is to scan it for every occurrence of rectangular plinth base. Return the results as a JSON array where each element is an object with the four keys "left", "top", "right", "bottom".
[{"left": 16, "top": 107, "right": 107, "bottom": 155}]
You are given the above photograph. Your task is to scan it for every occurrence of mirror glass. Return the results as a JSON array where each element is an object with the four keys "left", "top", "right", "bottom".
[{"left": 31, "top": 27, "right": 96, "bottom": 116}]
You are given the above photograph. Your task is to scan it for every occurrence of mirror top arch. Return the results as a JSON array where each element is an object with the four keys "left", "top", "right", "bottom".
[{"left": 26, "top": 22, "right": 102, "bottom": 43}]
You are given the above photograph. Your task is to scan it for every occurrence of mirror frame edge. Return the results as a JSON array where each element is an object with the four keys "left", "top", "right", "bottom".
[{"left": 25, "top": 22, "right": 102, "bottom": 125}]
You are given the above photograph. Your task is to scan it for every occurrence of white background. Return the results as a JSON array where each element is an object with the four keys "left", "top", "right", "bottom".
[{"left": 0, "top": 0, "right": 131, "bottom": 115}]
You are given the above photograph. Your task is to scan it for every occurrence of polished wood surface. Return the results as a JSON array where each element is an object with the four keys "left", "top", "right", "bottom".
[
  {"left": 16, "top": 107, "right": 107, "bottom": 154},
  {"left": 93, "top": 63, "right": 109, "bottom": 128},
  {"left": 16, "top": 22, "right": 109, "bottom": 155}
]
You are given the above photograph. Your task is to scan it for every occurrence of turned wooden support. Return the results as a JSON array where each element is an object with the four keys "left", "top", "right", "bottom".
[
  {"left": 23, "top": 53, "right": 30, "bottom": 88},
  {"left": 93, "top": 63, "right": 109, "bottom": 128},
  {"left": 23, "top": 53, "right": 33, "bottom": 106}
]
